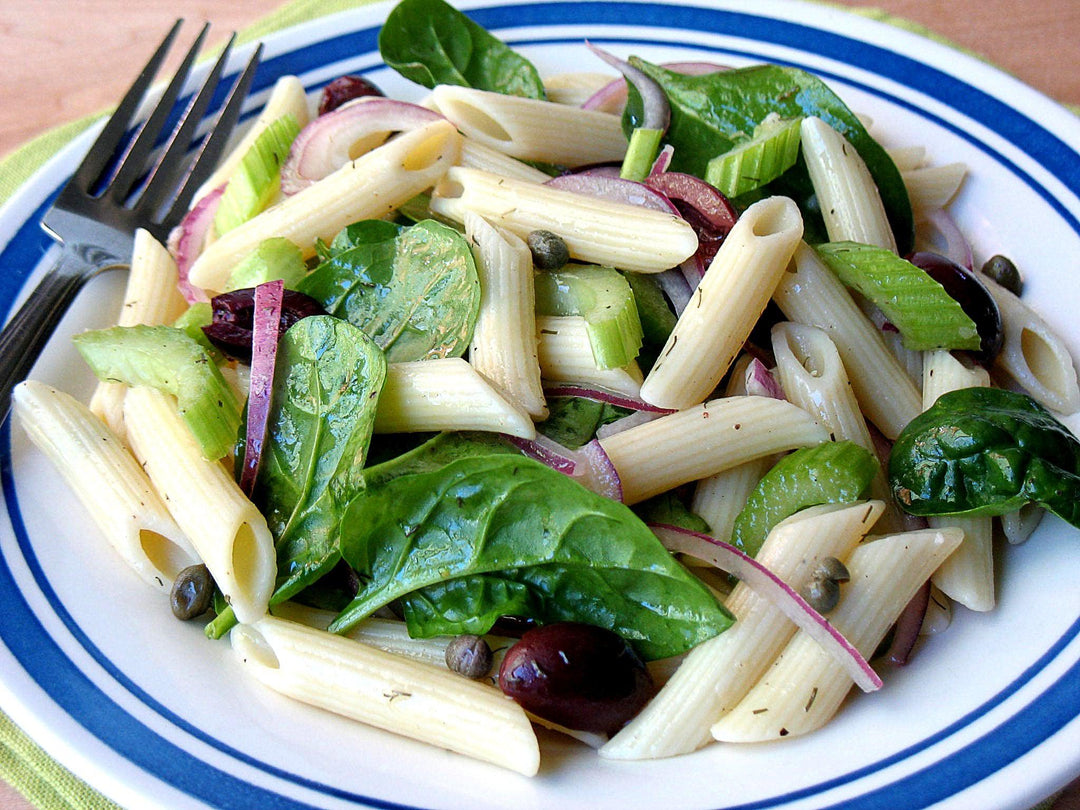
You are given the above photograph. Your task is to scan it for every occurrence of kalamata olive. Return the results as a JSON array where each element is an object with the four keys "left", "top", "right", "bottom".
[
  {"left": 202, "top": 287, "right": 326, "bottom": 362},
  {"left": 171, "top": 564, "right": 214, "bottom": 620},
  {"left": 527, "top": 230, "right": 570, "bottom": 270},
  {"left": 498, "top": 622, "right": 655, "bottom": 735},
  {"left": 981, "top": 254, "right": 1023, "bottom": 296},
  {"left": 908, "top": 251, "right": 1003, "bottom": 363},
  {"left": 318, "top": 75, "right": 384, "bottom": 115},
  {"left": 445, "top": 635, "right": 494, "bottom": 680}
]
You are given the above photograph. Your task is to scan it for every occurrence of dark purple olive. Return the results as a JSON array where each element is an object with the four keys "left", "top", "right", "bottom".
[
  {"left": 908, "top": 251, "right": 1003, "bottom": 363},
  {"left": 497, "top": 622, "right": 654, "bottom": 735},
  {"left": 202, "top": 287, "right": 326, "bottom": 362},
  {"left": 318, "top": 75, "right": 384, "bottom": 115}
]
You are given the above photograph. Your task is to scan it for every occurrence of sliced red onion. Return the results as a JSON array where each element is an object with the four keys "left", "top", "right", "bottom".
[
  {"left": 918, "top": 208, "right": 974, "bottom": 271},
  {"left": 586, "top": 43, "right": 669, "bottom": 132},
  {"left": 280, "top": 99, "right": 443, "bottom": 194},
  {"left": 659, "top": 62, "right": 729, "bottom": 76},
  {"left": 645, "top": 172, "right": 737, "bottom": 276},
  {"left": 579, "top": 439, "right": 623, "bottom": 501},
  {"left": 544, "top": 173, "right": 677, "bottom": 214},
  {"left": 656, "top": 268, "right": 693, "bottom": 316},
  {"left": 884, "top": 578, "right": 931, "bottom": 667},
  {"left": 651, "top": 524, "right": 883, "bottom": 693},
  {"left": 509, "top": 434, "right": 623, "bottom": 500},
  {"left": 542, "top": 385, "right": 674, "bottom": 413},
  {"left": 595, "top": 409, "right": 663, "bottom": 439},
  {"left": 510, "top": 433, "right": 578, "bottom": 475},
  {"left": 167, "top": 186, "right": 223, "bottom": 304},
  {"left": 745, "top": 358, "right": 785, "bottom": 400},
  {"left": 648, "top": 144, "right": 675, "bottom": 176},
  {"left": 239, "top": 279, "right": 285, "bottom": 496},
  {"left": 581, "top": 62, "right": 727, "bottom": 114}
]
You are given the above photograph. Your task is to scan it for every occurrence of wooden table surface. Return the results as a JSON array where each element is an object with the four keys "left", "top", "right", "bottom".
[{"left": 0, "top": 1, "right": 1078, "bottom": 809}]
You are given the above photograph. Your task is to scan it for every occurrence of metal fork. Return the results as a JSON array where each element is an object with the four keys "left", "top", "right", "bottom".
[{"left": 0, "top": 21, "right": 262, "bottom": 422}]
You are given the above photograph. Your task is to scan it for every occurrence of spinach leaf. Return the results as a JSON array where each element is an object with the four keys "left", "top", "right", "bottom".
[
  {"left": 889, "top": 387, "right": 1080, "bottom": 527},
  {"left": 632, "top": 491, "right": 712, "bottom": 535},
  {"left": 378, "top": 0, "right": 546, "bottom": 99},
  {"left": 624, "top": 61, "right": 913, "bottom": 254},
  {"left": 254, "top": 315, "right": 387, "bottom": 602},
  {"left": 298, "top": 219, "right": 481, "bottom": 363},
  {"left": 536, "top": 396, "right": 632, "bottom": 449},
  {"left": 362, "top": 430, "right": 519, "bottom": 488},
  {"left": 332, "top": 454, "right": 731, "bottom": 660}
]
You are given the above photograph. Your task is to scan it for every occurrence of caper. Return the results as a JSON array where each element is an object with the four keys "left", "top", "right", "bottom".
[
  {"left": 445, "top": 634, "right": 494, "bottom": 680},
  {"left": 805, "top": 577, "right": 841, "bottom": 614},
  {"left": 527, "top": 229, "right": 570, "bottom": 270},
  {"left": 170, "top": 564, "right": 214, "bottom": 621},
  {"left": 814, "top": 556, "right": 850, "bottom": 584},
  {"left": 981, "top": 254, "right": 1023, "bottom": 296}
]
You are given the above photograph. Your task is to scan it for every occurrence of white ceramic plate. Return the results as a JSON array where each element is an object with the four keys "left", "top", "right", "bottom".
[{"left": 2, "top": 1, "right": 1079, "bottom": 808}]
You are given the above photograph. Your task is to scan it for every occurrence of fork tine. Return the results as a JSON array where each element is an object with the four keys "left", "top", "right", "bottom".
[
  {"left": 104, "top": 22, "right": 211, "bottom": 204},
  {"left": 160, "top": 43, "right": 264, "bottom": 226},
  {"left": 64, "top": 19, "right": 184, "bottom": 196},
  {"left": 136, "top": 32, "right": 238, "bottom": 218}
]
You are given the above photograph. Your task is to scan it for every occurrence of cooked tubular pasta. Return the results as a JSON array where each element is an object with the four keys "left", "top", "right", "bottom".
[
  {"left": 465, "top": 212, "right": 547, "bottom": 418},
  {"left": 886, "top": 145, "right": 927, "bottom": 172},
  {"left": 189, "top": 120, "right": 462, "bottom": 292},
  {"left": 711, "top": 526, "right": 963, "bottom": 742},
  {"left": 231, "top": 617, "right": 540, "bottom": 775},
  {"left": 922, "top": 350, "right": 995, "bottom": 611},
  {"left": 429, "top": 167, "right": 698, "bottom": 273},
  {"left": 373, "top": 358, "right": 536, "bottom": 439},
  {"left": 772, "top": 242, "right": 922, "bottom": 439},
  {"left": 601, "top": 501, "right": 883, "bottom": 760},
  {"left": 430, "top": 84, "right": 626, "bottom": 166},
  {"left": 1001, "top": 504, "right": 1045, "bottom": 545},
  {"left": 536, "top": 315, "right": 644, "bottom": 398},
  {"left": 902, "top": 163, "right": 966, "bottom": 211},
  {"left": 690, "top": 458, "right": 771, "bottom": 544},
  {"left": 194, "top": 75, "right": 311, "bottom": 203},
  {"left": 123, "top": 387, "right": 275, "bottom": 624},
  {"left": 598, "top": 396, "right": 828, "bottom": 504},
  {"left": 639, "top": 197, "right": 803, "bottom": 410},
  {"left": 543, "top": 72, "right": 619, "bottom": 107},
  {"left": 801, "top": 116, "right": 897, "bottom": 251},
  {"left": 13, "top": 381, "right": 198, "bottom": 590},
  {"left": 459, "top": 138, "right": 553, "bottom": 183},
  {"left": 89, "top": 229, "right": 188, "bottom": 438},
  {"left": 982, "top": 273, "right": 1080, "bottom": 414}
]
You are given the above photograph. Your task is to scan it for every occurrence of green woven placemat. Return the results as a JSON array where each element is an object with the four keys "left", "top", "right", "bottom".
[{"left": 0, "top": 2, "right": 1070, "bottom": 808}]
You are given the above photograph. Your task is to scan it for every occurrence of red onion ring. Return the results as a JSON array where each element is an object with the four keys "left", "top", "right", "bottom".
[
  {"left": 651, "top": 524, "right": 883, "bottom": 693},
  {"left": 167, "top": 185, "right": 222, "bottom": 304},
  {"left": 542, "top": 385, "right": 674, "bottom": 413},
  {"left": 543, "top": 173, "right": 677, "bottom": 213},
  {"left": 918, "top": 208, "right": 974, "bottom": 271},
  {"left": 585, "top": 43, "right": 669, "bottom": 132},
  {"left": 239, "top": 279, "right": 284, "bottom": 496},
  {"left": 884, "top": 578, "right": 931, "bottom": 666}
]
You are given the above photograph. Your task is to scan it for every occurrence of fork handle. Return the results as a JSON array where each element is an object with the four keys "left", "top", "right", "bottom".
[{"left": 0, "top": 252, "right": 95, "bottom": 424}]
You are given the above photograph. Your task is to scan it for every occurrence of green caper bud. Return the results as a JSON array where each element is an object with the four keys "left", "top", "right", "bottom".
[
  {"left": 814, "top": 556, "right": 850, "bottom": 584},
  {"left": 170, "top": 564, "right": 214, "bottom": 621},
  {"left": 446, "top": 634, "right": 494, "bottom": 680},
  {"left": 805, "top": 577, "right": 841, "bottom": 614},
  {"left": 527, "top": 229, "right": 570, "bottom": 270},
  {"left": 981, "top": 254, "right": 1023, "bottom": 296}
]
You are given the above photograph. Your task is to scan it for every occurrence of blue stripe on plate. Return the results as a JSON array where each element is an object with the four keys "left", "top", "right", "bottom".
[{"left": 1, "top": 3, "right": 1078, "bottom": 808}]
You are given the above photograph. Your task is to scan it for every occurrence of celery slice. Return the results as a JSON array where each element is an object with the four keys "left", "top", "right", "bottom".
[
  {"left": 534, "top": 264, "right": 644, "bottom": 369},
  {"left": 74, "top": 325, "right": 242, "bottom": 460},
  {"left": 815, "top": 241, "right": 980, "bottom": 351},
  {"left": 704, "top": 114, "right": 802, "bottom": 198},
  {"left": 226, "top": 237, "right": 308, "bottom": 291},
  {"left": 214, "top": 114, "right": 301, "bottom": 236},
  {"left": 620, "top": 127, "right": 664, "bottom": 183}
]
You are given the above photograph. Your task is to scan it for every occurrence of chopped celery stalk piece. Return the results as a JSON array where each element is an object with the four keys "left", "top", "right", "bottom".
[
  {"left": 620, "top": 127, "right": 664, "bottom": 183},
  {"left": 815, "top": 241, "right": 980, "bottom": 351},
  {"left": 622, "top": 271, "right": 675, "bottom": 347},
  {"left": 214, "top": 114, "right": 301, "bottom": 236},
  {"left": 73, "top": 325, "right": 242, "bottom": 460},
  {"left": 172, "top": 302, "right": 221, "bottom": 360},
  {"left": 704, "top": 114, "right": 803, "bottom": 198},
  {"left": 534, "top": 263, "right": 644, "bottom": 369},
  {"left": 732, "top": 440, "right": 877, "bottom": 557},
  {"left": 226, "top": 237, "right": 308, "bottom": 291}
]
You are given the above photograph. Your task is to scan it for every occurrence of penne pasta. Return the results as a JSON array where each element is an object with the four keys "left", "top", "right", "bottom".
[
  {"left": 123, "top": 387, "right": 275, "bottom": 624},
  {"left": 373, "top": 358, "right": 536, "bottom": 439},
  {"left": 601, "top": 501, "right": 884, "bottom": 760},
  {"left": 536, "top": 315, "right": 645, "bottom": 398},
  {"left": 13, "top": 381, "right": 198, "bottom": 590},
  {"left": 465, "top": 212, "right": 548, "bottom": 419},
  {"left": 231, "top": 616, "right": 540, "bottom": 775},
  {"left": 458, "top": 137, "right": 552, "bottom": 183},
  {"left": 902, "top": 163, "right": 967, "bottom": 211},
  {"left": 598, "top": 395, "right": 828, "bottom": 504},
  {"left": 189, "top": 120, "right": 463, "bottom": 292},
  {"left": 773, "top": 242, "right": 922, "bottom": 439},
  {"left": 430, "top": 84, "right": 627, "bottom": 166},
  {"left": 800, "top": 116, "right": 897, "bottom": 251},
  {"left": 639, "top": 196, "right": 803, "bottom": 410},
  {"left": 429, "top": 167, "right": 698, "bottom": 273},
  {"left": 711, "top": 526, "right": 963, "bottom": 742}
]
